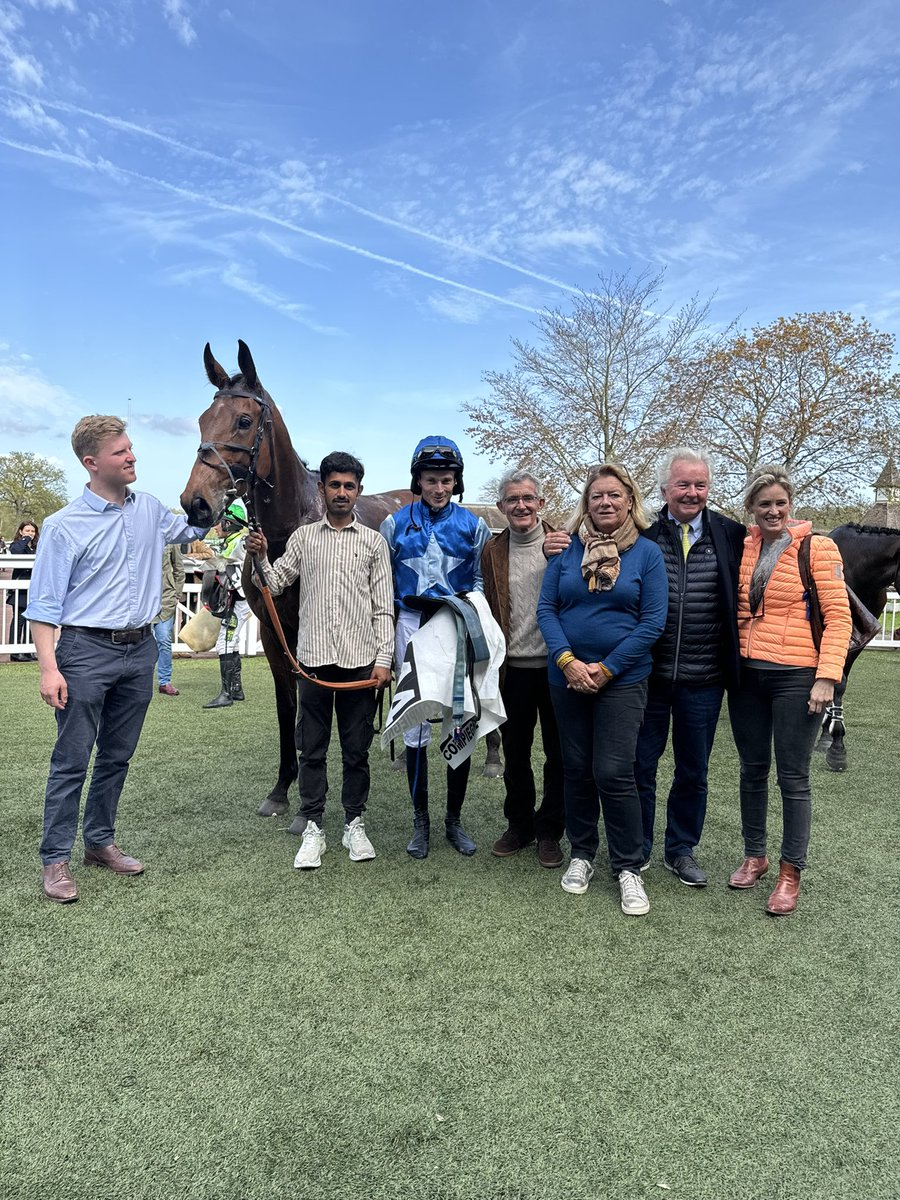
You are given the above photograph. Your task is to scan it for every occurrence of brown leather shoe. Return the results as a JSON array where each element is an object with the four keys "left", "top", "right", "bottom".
[
  {"left": 537, "top": 838, "right": 564, "bottom": 868},
  {"left": 766, "top": 860, "right": 801, "bottom": 915},
  {"left": 491, "top": 827, "right": 534, "bottom": 857},
  {"left": 158, "top": 683, "right": 180, "bottom": 696},
  {"left": 42, "top": 862, "right": 78, "bottom": 904},
  {"left": 84, "top": 844, "right": 145, "bottom": 875},
  {"left": 728, "top": 855, "right": 770, "bottom": 889}
]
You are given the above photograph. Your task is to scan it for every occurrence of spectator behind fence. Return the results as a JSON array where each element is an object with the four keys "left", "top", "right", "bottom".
[
  {"left": 154, "top": 542, "right": 186, "bottom": 696},
  {"left": 482, "top": 470, "right": 565, "bottom": 870},
  {"left": 536, "top": 463, "right": 667, "bottom": 917},
  {"left": 25, "top": 415, "right": 207, "bottom": 904},
  {"left": 8, "top": 520, "right": 39, "bottom": 662},
  {"left": 727, "top": 465, "right": 850, "bottom": 916}
]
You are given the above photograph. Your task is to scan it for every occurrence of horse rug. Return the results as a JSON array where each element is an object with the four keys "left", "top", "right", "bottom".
[{"left": 381, "top": 592, "right": 506, "bottom": 769}]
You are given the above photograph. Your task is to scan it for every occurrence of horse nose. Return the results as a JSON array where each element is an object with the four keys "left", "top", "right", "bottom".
[{"left": 183, "top": 495, "right": 214, "bottom": 527}]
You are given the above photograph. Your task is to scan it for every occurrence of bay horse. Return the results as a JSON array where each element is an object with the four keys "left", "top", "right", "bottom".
[
  {"left": 816, "top": 523, "right": 900, "bottom": 771},
  {"left": 180, "top": 340, "right": 410, "bottom": 822}
]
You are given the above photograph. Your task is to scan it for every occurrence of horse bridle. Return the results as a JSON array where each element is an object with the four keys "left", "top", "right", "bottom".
[{"left": 196, "top": 387, "right": 274, "bottom": 519}]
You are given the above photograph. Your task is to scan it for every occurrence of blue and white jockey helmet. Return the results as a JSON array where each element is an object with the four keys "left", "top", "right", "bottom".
[{"left": 410, "top": 436, "right": 465, "bottom": 498}]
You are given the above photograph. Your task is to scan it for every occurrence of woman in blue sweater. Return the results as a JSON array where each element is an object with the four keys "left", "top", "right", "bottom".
[{"left": 537, "top": 463, "right": 667, "bottom": 916}]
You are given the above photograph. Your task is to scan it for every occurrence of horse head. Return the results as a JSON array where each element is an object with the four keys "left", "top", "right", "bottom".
[{"left": 181, "top": 340, "right": 286, "bottom": 528}]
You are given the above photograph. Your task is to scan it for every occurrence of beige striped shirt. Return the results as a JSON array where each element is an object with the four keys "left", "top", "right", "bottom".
[{"left": 258, "top": 515, "right": 394, "bottom": 669}]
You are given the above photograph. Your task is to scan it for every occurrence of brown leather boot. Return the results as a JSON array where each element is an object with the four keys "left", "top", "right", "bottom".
[
  {"left": 766, "top": 860, "right": 801, "bottom": 915},
  {"left": 728, "top": 855, "right": 769, "bottom": 889},
  {"left": 42, "top": 862, "right": 78, "bottom": 904}
]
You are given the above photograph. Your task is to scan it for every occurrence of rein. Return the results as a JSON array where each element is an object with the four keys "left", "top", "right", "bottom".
[{"left": 195, "top": 390, "right": 379, "bottom": 692}]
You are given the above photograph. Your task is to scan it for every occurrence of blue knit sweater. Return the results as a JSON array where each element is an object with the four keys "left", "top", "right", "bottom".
[{"left": 537, "top": 535, "right": 668, "bottom": 687}]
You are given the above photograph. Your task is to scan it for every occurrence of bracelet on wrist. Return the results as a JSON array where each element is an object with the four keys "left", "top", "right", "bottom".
[
  {"left": 556, "top": 650, "right": 575, "bottom": 670},
  {"left": 598, "top": 662, "right": 612, "bottom": 680}
]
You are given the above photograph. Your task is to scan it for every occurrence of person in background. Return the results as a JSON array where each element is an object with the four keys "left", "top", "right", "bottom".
[
  {"left": 203, "top": 499, "right": 250, "bottom": 709},
  {"left": 154, "top": 542, "right": 186, "bottom": 696},
  {"left": 632, "top": 448, "right": 745, "bottom": 886},
  {"left": 8, "top": 520, "right": 39, "bottom": 662},
  {"left": 537, "top": 463, "right": 667, "bottom": 917},
  {"left": 728, "top": 465, "right": 850, "bottom": 916},
  {"left": 25, "top": 415, "right": 206, "bottom": 904},
  {"left": 482, "top": 470, "right": 564, "bottom": 869},
  {"left": 380, "top": 436, "right": 491, "bottom": 860}
]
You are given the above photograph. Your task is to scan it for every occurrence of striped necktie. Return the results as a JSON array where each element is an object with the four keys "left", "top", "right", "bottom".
[{"left": 680, "top": 522, "right": 691, "bottom": 560}]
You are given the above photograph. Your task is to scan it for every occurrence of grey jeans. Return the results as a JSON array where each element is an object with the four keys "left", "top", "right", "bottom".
[
  {"left": 728, "top": 664, "right": 819, "bottom": 870},
  {"left": 40, "top": 628, "right": 157, "bottom": 865}
]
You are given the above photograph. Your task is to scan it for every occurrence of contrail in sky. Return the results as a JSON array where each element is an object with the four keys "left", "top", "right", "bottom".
[{"left": 0, "top": 135, "right": 548, "bottom": 315}]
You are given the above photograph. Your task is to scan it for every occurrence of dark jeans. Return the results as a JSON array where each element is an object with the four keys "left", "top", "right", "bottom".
[
  {"left": 550, "top": 680, "right": 648, "bottom": 874},
  {"left": 634, "top": 679, "right": 724, "bottom": 860},
  {"left": 296, "top": 663, "right": 377, "bottom": 825},
  {"left": 40, "top": 628, "right": 157, "bottom": 865},
  {"left": 500, "top": 665, "right": 564, "bottom": 841},
  {"left": 728, "top": 665, "right": 818, "bottom": 870}
]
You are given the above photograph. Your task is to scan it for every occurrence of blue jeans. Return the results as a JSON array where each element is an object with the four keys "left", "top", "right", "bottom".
[
  {"left": 727, "top": 665, "right": 818, "bottom": 870},
  {"left": 550, "top": 680, "right": 647, "bottom": 874},
  {"left": 40, "top": 628, "right": 157, "bottom": 865},
  {"left": 634, "top": 679, "right": 724, "bottom": 860},
  {"left": 153, "top": 616, "right": 175, "bottom": 686}
]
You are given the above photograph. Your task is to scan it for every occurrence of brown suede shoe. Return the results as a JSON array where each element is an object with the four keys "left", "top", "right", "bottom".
[
  {"left": 491, "top": 828, "right": 534, "bottom": 857},
  {"left": 84, "top": 844, "right": 145, "bottom": 875},
  {"left": 537, "top": 838, "right": 564, "bottom": 869},
  {"left": 766, "top": 860, "right": 801, "bottom": 916},
  {"left": 42, "top": 862, "right": 78, "bottom": 904},
  {"left": 728, "top": 855, "right": 770, "bottom": 889}
]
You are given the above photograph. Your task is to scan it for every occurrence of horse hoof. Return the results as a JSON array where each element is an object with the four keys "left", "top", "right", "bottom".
[
  {"left": 391, "top": 753, "right": 407, "bottom": 772},
  {"left": 287, "top": 812, "right": 308, "bottom": 836},
  {"left": 481, "top": 760, "right": 503, "bottom": 778},
  {"left": 814, "top": 738, "right": 832, "bottom": 754},
  {"left": 826, "top": 749, "right": 848, "bottom": 772},
  {"left": 257, "top": 796, "right": 289, "bottom": 817}
]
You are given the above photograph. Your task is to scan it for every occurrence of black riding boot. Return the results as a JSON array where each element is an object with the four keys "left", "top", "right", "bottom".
[
  {"left": 445, "top": 757, "right": 476, "bottom": 855},
  {"left": 229, "top": 654, "right": 245, "bottom": 701},
  {"left": 203, "top": 653, "right": 236, "bottom": 708},
  {"left": 406, "top": 746, "right": 430, "bottom": 859}
]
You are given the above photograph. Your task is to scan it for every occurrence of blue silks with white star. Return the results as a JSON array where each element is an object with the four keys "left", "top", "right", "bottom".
[{"left": 380, "top": 500, "right": 491, "bottom": 613}]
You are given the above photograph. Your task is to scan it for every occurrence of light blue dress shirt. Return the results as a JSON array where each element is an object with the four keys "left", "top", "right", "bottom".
[
  {"left": 25, "top": 487, "right": 207, "bottom": 629},
  {"left": 669, "top": 510, "right": 704, "bottom": 549}
]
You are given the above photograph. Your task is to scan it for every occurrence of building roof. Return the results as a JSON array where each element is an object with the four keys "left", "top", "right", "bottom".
[{"left": 874, "top": 456, "right": 900, "bottom": 492}]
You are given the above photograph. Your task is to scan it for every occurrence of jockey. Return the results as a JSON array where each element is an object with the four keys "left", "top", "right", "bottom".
[
  {"left": 204, "top": 498, "right": 251, "bottom": 709},
  {"left": 380, "top": 436, "right": 491, "bottom": 859}
]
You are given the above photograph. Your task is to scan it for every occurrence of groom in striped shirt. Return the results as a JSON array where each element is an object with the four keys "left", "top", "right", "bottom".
[{"left": 245, "top": 451, "right": 394, "bottom": 871}]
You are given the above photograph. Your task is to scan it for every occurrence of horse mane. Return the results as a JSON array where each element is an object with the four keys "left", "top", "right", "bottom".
[{"left": 844, "top": 523, "right": 900, "bottom": 537}]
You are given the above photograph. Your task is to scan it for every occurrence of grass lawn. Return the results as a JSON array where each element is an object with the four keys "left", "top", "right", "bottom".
[{"left": 1, "top": 652, "right": 898, "bottom": 1200}]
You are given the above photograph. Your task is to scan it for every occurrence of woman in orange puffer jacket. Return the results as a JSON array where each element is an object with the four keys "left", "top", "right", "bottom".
[{"left": 728, "top": 466, "right": 851, "bottom": 916}]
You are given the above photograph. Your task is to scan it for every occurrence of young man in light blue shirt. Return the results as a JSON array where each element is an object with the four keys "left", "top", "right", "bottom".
[{"left": 26, "top": 415, "right": 206, "bottom": 904}]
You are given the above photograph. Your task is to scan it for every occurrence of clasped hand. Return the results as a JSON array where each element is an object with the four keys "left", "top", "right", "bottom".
[{"left": 563, "top": 659, "right": 609, "bottom": 694}]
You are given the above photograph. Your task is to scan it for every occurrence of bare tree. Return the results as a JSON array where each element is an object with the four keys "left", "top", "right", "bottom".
[
  {"left": 681, "top": 312, "right": 900, "bottom": 516},
  {"left": 463, "top": 269, "right": 728, "bottom": 512}
]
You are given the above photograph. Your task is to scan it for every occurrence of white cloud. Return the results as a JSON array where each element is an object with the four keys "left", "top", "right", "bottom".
[{"left": 161, "top": 0, "right": 197, "bottom": 47}]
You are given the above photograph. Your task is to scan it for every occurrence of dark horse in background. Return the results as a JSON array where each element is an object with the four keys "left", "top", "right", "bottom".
[
  {"left": 180, "top": 341, "right": 410, "bottom": 825},
  {"left": 817, "top": 523, "right": 900, "bottom": 771}
]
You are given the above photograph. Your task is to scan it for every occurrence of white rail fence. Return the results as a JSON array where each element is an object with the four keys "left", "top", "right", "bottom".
[
  {"left": 2, "top": 555, "right": 898, "bottom": 659},
  {"left": 1, "top": 557, "right": 264, "bottom": 658}
]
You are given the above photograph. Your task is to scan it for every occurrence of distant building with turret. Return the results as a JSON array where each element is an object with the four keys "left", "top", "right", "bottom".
[{"left": 860, "top": 458, "right": 900, "bottom": 528}]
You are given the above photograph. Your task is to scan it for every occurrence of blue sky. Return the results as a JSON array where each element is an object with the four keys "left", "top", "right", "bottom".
[{"left": 1, "top": 0, "right": 898, "bottom": 510}]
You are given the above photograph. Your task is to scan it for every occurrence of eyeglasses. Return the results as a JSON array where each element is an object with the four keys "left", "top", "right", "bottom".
[{"left": 501, "top": 494, "right": 540, "bottom": 506}]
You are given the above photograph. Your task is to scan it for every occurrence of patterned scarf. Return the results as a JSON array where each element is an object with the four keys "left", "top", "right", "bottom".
[{"left": 578, "top": 512, "right": 640, "bottom": 592}]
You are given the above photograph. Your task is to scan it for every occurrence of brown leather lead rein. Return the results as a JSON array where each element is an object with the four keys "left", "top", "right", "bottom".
[{"left": 251, "top": 553, "right": 381, "bottom": 691}]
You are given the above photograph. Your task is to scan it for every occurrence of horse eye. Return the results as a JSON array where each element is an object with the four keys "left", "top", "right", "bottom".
[{"left": 237, "top": 416, "right": 253, "bottom": 430}]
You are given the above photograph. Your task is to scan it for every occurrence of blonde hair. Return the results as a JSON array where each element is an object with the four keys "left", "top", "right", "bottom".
[
  {"left": 743, "top": 464, "right": 794, "bottom": 511},
  {"left": 71, "top": 415, "right": 127, "bottom": 464},
  {"left": 567, "top": 462, "right": 651, "bottom": 533}
]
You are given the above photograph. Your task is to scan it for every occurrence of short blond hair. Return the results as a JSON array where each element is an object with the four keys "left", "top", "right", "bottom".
[
  {"left": 567, "top": 462, "right": 651, "bottom": 533},
  {"left": 744, "top": 464, "right": 794, "bottom": 511},
  {"left": 71, "top": 415, "right": 127, "bottom": 464}
]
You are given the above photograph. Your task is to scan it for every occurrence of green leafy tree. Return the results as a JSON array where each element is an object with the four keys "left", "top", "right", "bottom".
[{"left": 0, "top": 452, "right": 69, "bottom": 536}]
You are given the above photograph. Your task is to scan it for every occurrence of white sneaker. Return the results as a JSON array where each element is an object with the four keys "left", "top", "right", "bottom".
[
  {"left": 294, "top": 821, "right": 326, "bottom": 869},
  {"left": 342, "top": 816, "right": 376, "bottom": 862},
  {"left": 561, "top": 857, "right": 594, "bottom": 894},
  {"left": 619, "top": 869, "right": 650, "bottom": 915}
]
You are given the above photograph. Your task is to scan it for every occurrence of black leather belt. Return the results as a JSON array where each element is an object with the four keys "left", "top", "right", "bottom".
[{"left": 63, "top": 625, "right": 152, "bottom": 645}]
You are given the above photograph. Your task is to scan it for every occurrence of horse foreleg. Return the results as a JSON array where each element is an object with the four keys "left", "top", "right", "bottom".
[
  {"left": 482, "top": 727, "right": 504, "bottom": 778},
  {"left": 824, "top": 677, "right": 848, "bottom": 773},
  {"left": 814, "top": 710, "right": 833, "bottom": 754},
  {"left": 257, "top": 627, "right": 300, "bottom": 816}
]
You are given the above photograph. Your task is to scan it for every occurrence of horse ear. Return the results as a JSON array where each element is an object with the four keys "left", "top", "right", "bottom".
[
  {"left": 204, "top": 344, "right": 231, "bottom": 390},
  {"left": 237, "top": 340, "right": 260, "bottom": 392}
]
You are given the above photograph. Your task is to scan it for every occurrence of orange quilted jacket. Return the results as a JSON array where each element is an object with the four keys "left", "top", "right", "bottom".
[{"left": 737, "top": 520, "right": 851, "bottom": 681}]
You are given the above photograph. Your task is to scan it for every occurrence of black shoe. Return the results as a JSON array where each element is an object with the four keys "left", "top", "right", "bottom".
[
  {"left": 664, "top": 853, "right": 708, "bottom": 887},
  {"left": 407, "top": 813, "right": 430, "bottom": 859},
  {"left": 445, "top": 818, "right": 476, "bottom": 856}
]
